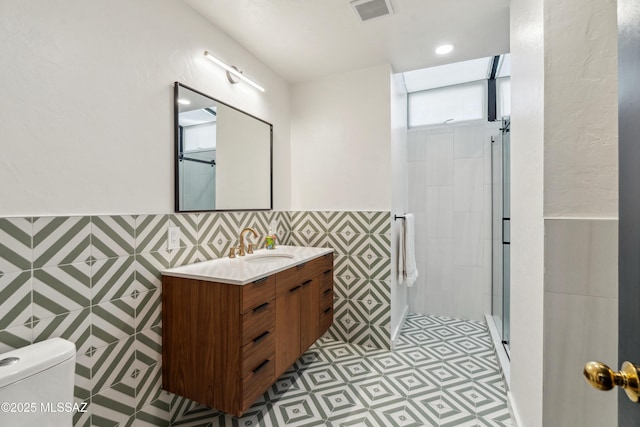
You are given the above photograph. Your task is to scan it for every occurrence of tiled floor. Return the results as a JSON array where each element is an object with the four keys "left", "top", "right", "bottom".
[{"left": 171, "top": 313, "right": 512, "bottom": 427}]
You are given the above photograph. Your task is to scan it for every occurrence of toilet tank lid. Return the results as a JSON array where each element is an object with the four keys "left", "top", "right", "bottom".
[{"left": 0, "top": 338, "right": 76, "bottom": 389}]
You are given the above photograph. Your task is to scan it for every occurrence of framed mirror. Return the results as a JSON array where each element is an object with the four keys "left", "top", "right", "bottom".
[{"left": 174, "top": 82, "right": 273, "bottom": 212}]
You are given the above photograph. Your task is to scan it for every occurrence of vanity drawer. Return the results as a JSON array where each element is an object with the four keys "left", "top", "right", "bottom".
[
  {"left": 318, "top": 271, "right": 333, "bottom": 293},
  {"left": 242, "top": 358, "right": 275, "bottom": 409},
  {"left": 307, "top": 253, "right": 334, "bottom": 278},
  {"left": 320, "top": 287, "right": 333, "bottom": 310},
  {"left": 241, "top": 330, "right": 275, "bottom": 378},
  {"left": 276, "top": 264, "right": 313, "bottom": 295},
  {"left": 241, "top": 298, "right": 275, "bottom": 345},
  {"left": 320, "top": 306, "right": 333, "bottom": 332},
  {"left": 275, "top": 254, "right": 332, "bottom": 295},
  {"left": 242, "top": 275, "right": 275, "bottom": 312}
]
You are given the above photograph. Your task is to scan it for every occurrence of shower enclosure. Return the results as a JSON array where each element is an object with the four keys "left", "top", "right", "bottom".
[
  {"left": 492, "top": 117, "right": 510, "bottom": 356},
  {"left": 178, "top": 149, "right": 217, "bottom": 210}
]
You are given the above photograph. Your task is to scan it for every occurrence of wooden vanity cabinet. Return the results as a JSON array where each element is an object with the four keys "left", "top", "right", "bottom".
[
  {"left": 162, "top": 274, "right": 276, "bottom": 417},
  {"left": 275, "top": 253, "right": 334, "bottom": 377},
  {"left": 300, "top": 276, "right": 320, "bottom": 352},
  {"left": 162, "top": 251, "right": 333, "bottom": 417}
]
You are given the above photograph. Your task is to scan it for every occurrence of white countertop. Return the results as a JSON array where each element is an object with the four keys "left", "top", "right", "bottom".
[{"left": 161, "top": 245, "right": 334, "bottom": 285}]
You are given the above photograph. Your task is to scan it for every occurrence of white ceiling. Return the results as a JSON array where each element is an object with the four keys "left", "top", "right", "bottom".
[
  {"left": 402, "top": 53, "right": 511, "bottom": 93},
  {"left": 183, "top": 0, "right": 510, "bottom": 84},
  {"left": 403, "top": 56, "right": 493, "bottom": 92}
]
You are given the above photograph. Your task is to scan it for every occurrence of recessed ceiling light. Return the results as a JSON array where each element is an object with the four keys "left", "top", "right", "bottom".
[
  {"left": 435, "top": 44, "right": 454, "bottom": 55},
  {"left": 178, "top": 99, "right": 191, "bottom": 105}
]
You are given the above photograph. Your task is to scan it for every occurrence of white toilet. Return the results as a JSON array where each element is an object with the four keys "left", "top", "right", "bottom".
[{"left": 0, "top": 338, "right": 76, "bottom": 427}]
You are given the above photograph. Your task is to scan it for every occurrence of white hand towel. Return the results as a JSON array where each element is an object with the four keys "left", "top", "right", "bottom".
[
  {"left": 398, "top": 214, "right": 419, "bottom": 287},
  {"left": 398, "top": 219, "right": 406, "bottom": 285}
]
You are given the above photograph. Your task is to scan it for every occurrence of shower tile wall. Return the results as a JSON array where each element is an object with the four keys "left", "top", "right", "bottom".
[
  {"left": 408, "top": 123, "right": 500, "bottom": 321},
  {"left": 0, "top": 209, "right": 391, "bottom": 426}
]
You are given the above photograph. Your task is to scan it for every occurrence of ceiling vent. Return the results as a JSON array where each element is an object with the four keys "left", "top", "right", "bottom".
[{"left": 350, "top": 0, "right": 394, "bottom": 23}]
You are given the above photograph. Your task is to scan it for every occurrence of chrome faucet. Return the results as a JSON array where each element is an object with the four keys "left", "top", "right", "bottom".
[{"left": 238, "top": 227, "right": 258, "bottom": 256}]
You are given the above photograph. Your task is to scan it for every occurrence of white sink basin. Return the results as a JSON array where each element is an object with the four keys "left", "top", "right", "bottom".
[
  {"left": 245, "top": 253, "right": 295, "bottom": 264},
  {"left": 161, "top": 245, "right": 333, "bottom": 285}
]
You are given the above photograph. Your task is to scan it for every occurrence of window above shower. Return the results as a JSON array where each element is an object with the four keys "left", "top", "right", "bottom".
[
  {"left": 408, "top": 81, "right": 486, "bottom": 127},
  {"left": 405, "top": 54, "right": 511, "bottom": 128}
]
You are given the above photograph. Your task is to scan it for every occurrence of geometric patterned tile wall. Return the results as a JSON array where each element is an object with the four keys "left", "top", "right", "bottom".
[
  {"left": 289, "top": 211, "right": 392, "bottom": 351},
  {"left": 0, "top": 211, "right": 291, "bottom": 427},
  {"left": 0, "top": 210, "right": 390, "bottom": 426}
]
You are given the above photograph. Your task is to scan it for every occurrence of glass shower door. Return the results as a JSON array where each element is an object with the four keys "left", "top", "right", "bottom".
[
  {"left": 502, "top": 118, "right": 510, "bottom": 351},
  {"left": 492, "top": 117, "right": 510, "bottom": 356},
  {"left": 491, "top": 135, "right": 504, "bottom": 340}
]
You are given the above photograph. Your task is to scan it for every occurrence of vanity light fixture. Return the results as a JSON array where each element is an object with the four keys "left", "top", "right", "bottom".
[
  {"left": 177, "top": 99, "right": 191, "bottom": 105},
  {"left": 204, "top": 51, "right": 265, "bottom": 92},
  {"left": 435, "top": 44, "right": 454, "bottom": 55}
]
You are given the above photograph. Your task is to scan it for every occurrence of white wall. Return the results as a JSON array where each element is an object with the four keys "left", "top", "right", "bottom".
[
  {"left": 390, "top": 72, "right": 408, "bottom": 343},
  {"left": 510, "top": 0, "right": 546, "bottom": 424},
  {"left": 0, "top": 0, "right": 291, "bottom": 216},
  {"left": 407, "top": 122, "right": 499, "bottom": 322},
  {"left": 543, "top": 0, "right": 618, "bottom": 218},
  {"left": 290, "top": 65, "right": 392, "bottom": 211},
  {"left": 541, "top": 0, "right": 618, "bottom": 426},
  {"left": 510, "top": 0, "right": 619, "bottom": 425}
]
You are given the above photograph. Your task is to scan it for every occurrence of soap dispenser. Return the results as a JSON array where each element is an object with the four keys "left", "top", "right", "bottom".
[{"left": 266, "top": 221, "right": 277, "bottom": 250}]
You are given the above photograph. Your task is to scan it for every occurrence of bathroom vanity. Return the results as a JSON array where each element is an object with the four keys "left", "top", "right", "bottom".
[{"left": 161, "top": 246, "right": 334, "bottom": 417}]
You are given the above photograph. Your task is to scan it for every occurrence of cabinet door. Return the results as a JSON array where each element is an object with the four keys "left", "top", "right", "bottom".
[
  {"left": 300, "top": 277, "right": 319, "bottom": 352},
  {"left": 275, "top": 284, "right": 301, "bottom": 376}
]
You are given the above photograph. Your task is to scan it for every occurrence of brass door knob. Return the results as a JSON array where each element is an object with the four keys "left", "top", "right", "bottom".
[{"left": 583, "top": 361, "right": 640, "bottom": 402}]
